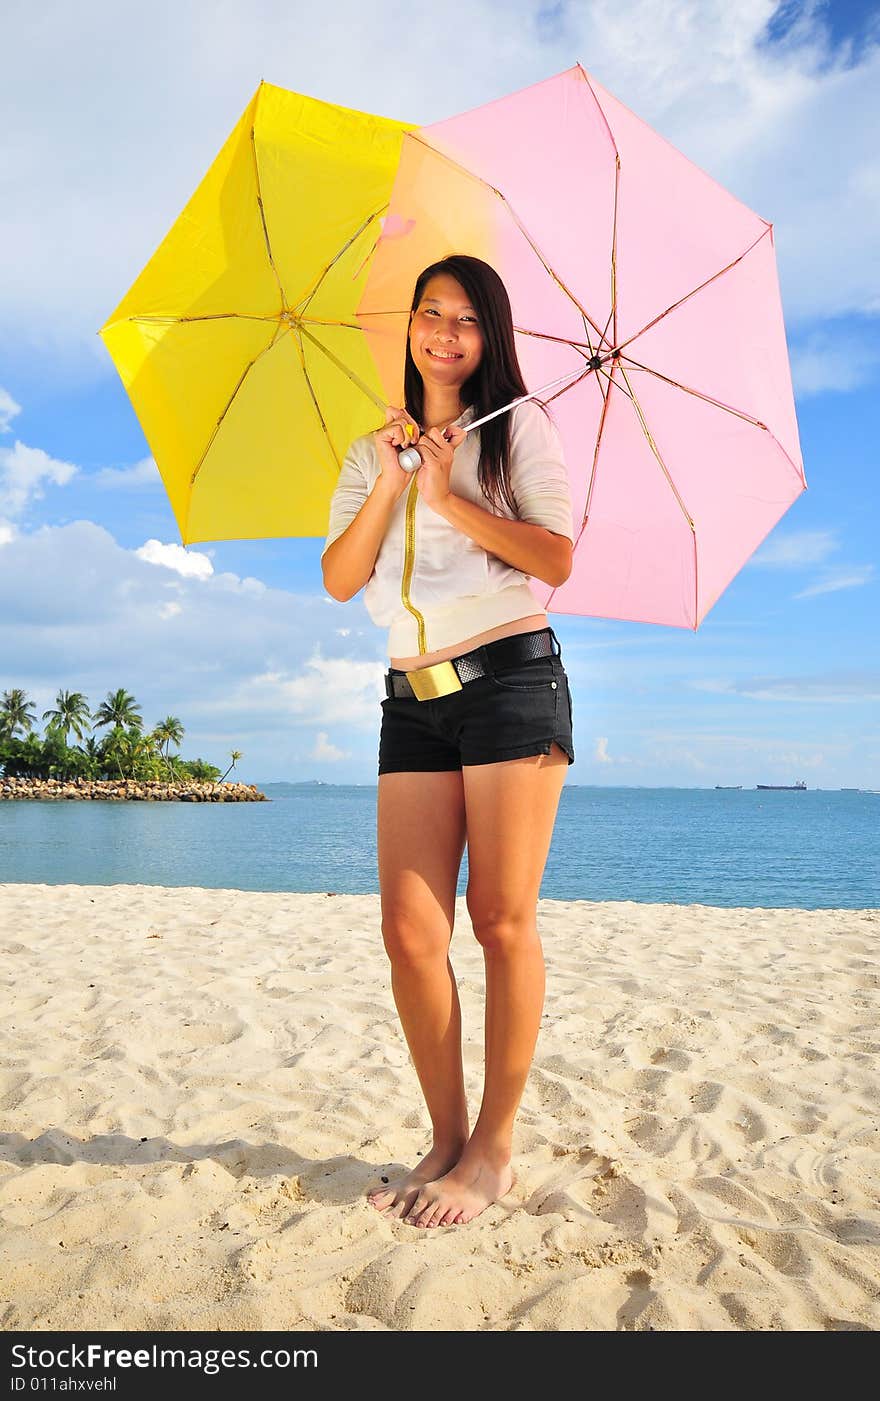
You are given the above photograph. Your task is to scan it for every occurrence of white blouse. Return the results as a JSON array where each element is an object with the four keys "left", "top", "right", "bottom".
[{"left": 320, "top": 398, "right": 575, "bottom": 658}]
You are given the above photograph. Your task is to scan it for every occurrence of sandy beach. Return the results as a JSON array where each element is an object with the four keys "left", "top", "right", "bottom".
[{"left": 1, "top": 882, "right": 878, "bottom": 1332}]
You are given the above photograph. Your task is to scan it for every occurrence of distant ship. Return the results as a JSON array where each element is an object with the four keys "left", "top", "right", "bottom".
[
  {"left": 714, "top": 785, "right": 742, "bottom": 789},
  {"left": 756, "top": 779, "right": 807, "bottom": 790}
]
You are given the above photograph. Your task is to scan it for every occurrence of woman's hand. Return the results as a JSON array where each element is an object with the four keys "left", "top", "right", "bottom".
[
  {"left": 373, "top": 406, "right": 421, "bottom": 500},
  {"left": 415, "top": 422, "right": 467, "bottom": 510}
]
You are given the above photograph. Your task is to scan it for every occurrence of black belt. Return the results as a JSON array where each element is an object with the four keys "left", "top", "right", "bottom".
[{"left": 385, "top": 626, "right": 557, "bottom": 702}]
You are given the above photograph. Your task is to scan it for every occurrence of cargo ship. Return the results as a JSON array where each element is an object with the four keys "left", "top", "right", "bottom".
[
  {"left": 714, "top": 785, "right": 742, "bottom": 789},
  {"left": 756, "top": 779, "right": 807, "bottom": 790}
]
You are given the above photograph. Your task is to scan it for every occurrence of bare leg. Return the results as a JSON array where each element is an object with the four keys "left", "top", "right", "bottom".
[
  {"left": 367, "top": 767, "right": 469, "bottom": 1218},
  {"left": 403, "top": 742, "right": 569, "bottom": 1227}
]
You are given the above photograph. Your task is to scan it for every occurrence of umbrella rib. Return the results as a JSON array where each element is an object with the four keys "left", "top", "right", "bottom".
[
  {"left": 600, "top": 300, "right": 616, "bottom": 356},
  {"left": 125, "top": 314, "right": 374, "bottom": 328},
  {"left": 611, "top": 155, "right": 620, "bottom": 348},
  {"left": 299, "top": 318, "right": 365, "bottom": 329},
  {"left": 577, "top": 63, "right": 620, "bottom": 161},
  {"left": 512, "top": 327, "right": 610, "bottom": 409},
  {"left": 287, "top": 328, "right": 342, "bottom": 477},
  {"left": 543, "top": 355, "right": 618, "bottom": 608},
  {"left": 617, "top": 361, "right": 696, "bottom": 532},
  {"left": 298, "top": 323, "right": 387, "bottom": 415},
  {"left": 621, "top": 356, "right": 806, "bottom": 488},
  {"left": 621, "top": 356, "right": 768, "bottom": 428},
  {"left": 597, "top": 364, "right": 631, "bottom": 404},
  {"left": 617, "top": 361, "right": 700, "bottom": 631},
  {"left": 514, "top": 326, "right": 594, "bottom": 353},
  {"left": 502, "top": 193, "right": 609, "bottom": 346},
  {"left": 127, "top": 313, "right": 280, "bottom": 325},
  {"left": 404, "top": 130, "right": 608, "bottom": 344},
  {"left": 251, "top": 124, "right": 287, "bottom": 307},
  {"left": 583, "top": 361, "right": 611, "bottom": 412},
  {"left": 583, "top": 359, "right": 617, "bottom": 529},
  {"left": 292, "top": 205, "right": 390, "bottom": 319},
  {"left": 616, "top": 227, "right": 772, "bottom": 356},
  {"left": 185, "top": 324, "right": 285, "bottom": 536},
  {"left": 576, "top": 64, "right": 622, "bottom": 347},
  {"left": 594, "top": 364, "right": 611, "bottom": 410}
]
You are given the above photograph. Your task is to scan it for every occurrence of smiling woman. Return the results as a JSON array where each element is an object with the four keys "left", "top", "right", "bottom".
[
  {"left": 321, "top": 257, "right": 576, "bottom": 665},
  {"left": 319, "top": 253, "right": 579, "bottom": 1230},
  {"left": 411, "top": 287, "right": 482, "bottom": 381}
]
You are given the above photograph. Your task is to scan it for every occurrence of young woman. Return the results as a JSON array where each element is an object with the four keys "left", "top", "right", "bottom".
[{"left": 321, "top": 254, "right": 575, "bottom": 1229}]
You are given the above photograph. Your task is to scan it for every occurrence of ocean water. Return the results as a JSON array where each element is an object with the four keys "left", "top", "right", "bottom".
[{"left": 0, "top": 785, "right": 877, "bottom": 909}]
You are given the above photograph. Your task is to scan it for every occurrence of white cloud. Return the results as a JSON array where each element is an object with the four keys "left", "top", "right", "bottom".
[
  {"left": 749, "top": 529, "right": 840, "bottom": 567},
  {"left": 0, "top": 387, "right": 22, "bottom": 434},
  {"left": 691, "top": 673, "right": 880, "bottom": 702},
  {"left": 0, "top": 440, "right": 78, "bottom": 519},
  {"left": 644, "top": 742, "right": 711, "bottom": 773},
  {"left": 0, "top": 519, "right": 17, "bottom": 546},
  {"left": 610, "top": 725, "right": 866, "bottom": 780},
  {"left": 790, "top": 326, "right": 880, "bottom": 397},
  {"left": 745, "top": 529, "right": 874, "bottom": 597},
  {"left": 0, "top": 0, "right": 878, "bottom": 383},
  {"left": 792, "top": 564, "right": 876, "bottom": 598},
  {"left": 92, "top": 456, "right": 162, "bottom": 489},
  {"left": 197, "top": 654, "right": 387, "bottom": 724},
  {"left": 135, "top": 538, "right": 214, "bottom": 579},
  {"left": 0, "top": 518, "right": 387, "bottom": 777},
  {"left": 312, "top": 731, "right": 348, "bottom": 762},
  {"left": 595, "top": 736, "right": 614, "bottom": 764}
]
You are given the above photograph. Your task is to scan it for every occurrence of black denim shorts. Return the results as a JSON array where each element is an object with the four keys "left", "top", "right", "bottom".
[{"left": 378, "top": 626, "right": 575, "bottom": 774}]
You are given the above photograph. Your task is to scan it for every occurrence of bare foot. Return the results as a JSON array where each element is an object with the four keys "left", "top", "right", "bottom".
[
  {"left": 403, "top": 1152, "right": 516, "bottom": 1228},
  {"left": 366, "top": 1142, "right": 467, "bottom": 1218}
]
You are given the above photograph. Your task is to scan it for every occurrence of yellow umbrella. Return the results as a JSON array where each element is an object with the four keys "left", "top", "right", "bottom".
[{"left": 98, "top": 81, "right": 414, "bottom": 545}]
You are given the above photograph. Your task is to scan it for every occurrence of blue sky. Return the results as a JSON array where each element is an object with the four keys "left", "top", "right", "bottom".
[{"left": 1, "top": 0, "right": 878, "bottom": 787}]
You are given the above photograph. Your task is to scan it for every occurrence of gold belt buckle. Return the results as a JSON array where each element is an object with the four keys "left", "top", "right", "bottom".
[{"left": 405, "top": 658, "right": 463, "bottom": 701}]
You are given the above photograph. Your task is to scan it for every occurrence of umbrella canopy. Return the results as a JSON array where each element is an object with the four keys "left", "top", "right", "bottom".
[
  {"left": 98, "top": 81, "right": 414, "bottom": 545},
  {"left": 357, "top": 63, "right": 806, "bottom": 629}
]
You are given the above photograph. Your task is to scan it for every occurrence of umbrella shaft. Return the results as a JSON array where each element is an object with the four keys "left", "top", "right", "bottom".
[{"left": 462, "top": 360, "right": 609, "bottom": 434}]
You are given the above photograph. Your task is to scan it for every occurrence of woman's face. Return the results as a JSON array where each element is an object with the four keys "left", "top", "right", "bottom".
[{"left": 408, "top": 273, "right": 484, "bottom": 391}]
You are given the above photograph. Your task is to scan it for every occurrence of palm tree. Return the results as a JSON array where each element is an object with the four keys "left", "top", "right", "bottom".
[
  {"left": 186, "top": 758, "right": 220, "bottom": 782},
  {"left": 0, "top": 688, "right": 38, "bottom": 739},
  {"left": 42, "top": 689, "right": 92, "bottom": 743},
  {"left": 73, "top": 735, "right": 103, "bottom": 780},
  {"left": 102, "top": 724, "right": 128, "bottom": 781},
  {"left": 92, "top": 688, "right": 143, "bottom": 733},
  {"left": 152, "top": 716, "right": 185, "bottom": 777},
  {"left": 219, "top": 750, "right": 243, "bottom": 783},
  {"left": 119, "top": 726, "right": 160, "bottom": 780}
]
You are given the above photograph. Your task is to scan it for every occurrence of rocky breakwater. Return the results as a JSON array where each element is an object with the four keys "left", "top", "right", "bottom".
[{"left": 0, "top": 777, "right": 268, "bottom": 802}]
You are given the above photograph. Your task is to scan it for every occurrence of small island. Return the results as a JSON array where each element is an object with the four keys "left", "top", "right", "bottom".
[{"left": 1, "top": 686, "right": 267, "bottom": 802}]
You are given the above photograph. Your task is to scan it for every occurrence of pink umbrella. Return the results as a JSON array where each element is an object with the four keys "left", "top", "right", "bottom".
[{"left": 357, "top": 63, "right": 806, "bottom": 630}]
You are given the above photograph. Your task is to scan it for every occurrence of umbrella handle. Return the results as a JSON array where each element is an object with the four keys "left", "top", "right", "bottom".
[
  {"left": 398, "top": 445, "right": 422, "bottom": 472},
  {"left": 397, "top": 424, "right": 454, "bottom": 473}
]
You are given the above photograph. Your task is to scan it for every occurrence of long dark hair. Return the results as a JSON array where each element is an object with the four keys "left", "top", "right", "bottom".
[{"left": 403, "top": 254, "right": 549, "bottom": 518}]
